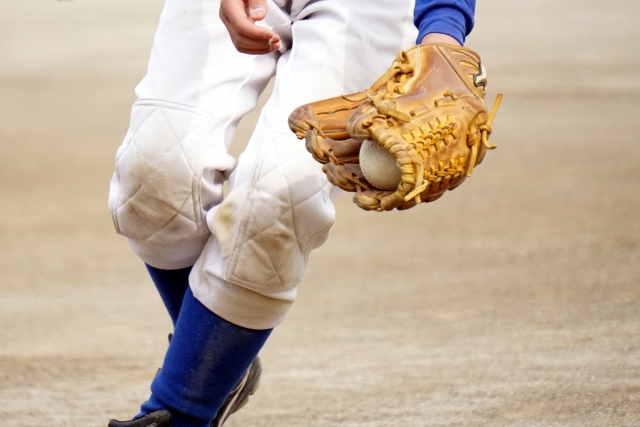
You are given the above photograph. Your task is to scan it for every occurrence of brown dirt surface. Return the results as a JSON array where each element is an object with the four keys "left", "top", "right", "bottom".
[{"left": 1, "top": 0, "right": 639, "bottom": 426}]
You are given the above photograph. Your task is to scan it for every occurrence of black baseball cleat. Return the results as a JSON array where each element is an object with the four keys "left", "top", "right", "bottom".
[
  {"left": 108, "top": 409, "right": 173, "bottom": 427},
  {"left": 211, "top": 356, "right": 262, "bottom": 427},
  {"left": 107, "top": 356, "right": 262, "bottom": 427}
]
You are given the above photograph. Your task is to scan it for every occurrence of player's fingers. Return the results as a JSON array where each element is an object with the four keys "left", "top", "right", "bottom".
[
  {"left": 247, "top": 0, "right": 268, "bottom": 21},
  {"left": 220, "top": 0, "right": 274, "bottom": 41},
  {"left": 229, "top": 30, "right": 280, "bottom": 51},
  {"left": 220, "top": 13, "right": 280, "bottom": 54}
]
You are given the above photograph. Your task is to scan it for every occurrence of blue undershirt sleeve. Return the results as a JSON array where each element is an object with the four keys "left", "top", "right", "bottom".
[{"left": 414, "top": 0, "right": 476, "bottom": 45}]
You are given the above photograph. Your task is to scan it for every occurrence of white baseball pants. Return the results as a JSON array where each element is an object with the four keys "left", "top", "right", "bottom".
[{"left": 109, "top": 0, "right": 416, "bottom": 329}]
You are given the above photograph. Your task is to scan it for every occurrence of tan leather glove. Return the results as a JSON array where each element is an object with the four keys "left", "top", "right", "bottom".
[{"left": 289, "top": 43, "right": 502, "bottom": 211}]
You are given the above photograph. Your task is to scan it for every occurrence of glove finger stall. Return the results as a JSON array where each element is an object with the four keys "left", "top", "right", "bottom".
[
  {"left": 322, "top": 163, "right": 374, "bottom": 193},
  {"left": 288, "top": 91, "right": 368, "bottom": 140},
  {"left": 305, "top": 129, "right": 364, "bottom": 165}
]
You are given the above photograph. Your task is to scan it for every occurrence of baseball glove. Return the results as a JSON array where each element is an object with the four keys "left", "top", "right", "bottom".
[{"left": 288, "top": 43, "right": 502, "bottom": 211}]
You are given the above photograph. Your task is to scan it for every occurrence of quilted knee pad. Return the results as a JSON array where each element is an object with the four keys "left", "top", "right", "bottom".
[
  {"left": 109, "top": 100, "right": 235, "bottom": 268},
  {"left": 207, "top": 129, "right": 337, "bottom": 292}
]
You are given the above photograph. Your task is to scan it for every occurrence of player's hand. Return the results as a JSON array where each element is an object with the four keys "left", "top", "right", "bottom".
[{"left": 220, "top": 0, "right": 281, "bottom": 55}]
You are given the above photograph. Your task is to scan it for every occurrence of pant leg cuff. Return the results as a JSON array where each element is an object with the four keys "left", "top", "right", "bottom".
[{"left": 190, "top": 274, "right": 296, "bottom": 330}]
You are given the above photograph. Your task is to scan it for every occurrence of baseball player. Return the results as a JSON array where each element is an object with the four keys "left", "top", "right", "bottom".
[{"left": 107, "top": 0, "right": 478, "bottom": 426}]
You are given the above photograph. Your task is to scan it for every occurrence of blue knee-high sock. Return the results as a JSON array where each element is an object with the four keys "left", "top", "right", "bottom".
[
  {"left": 145, "top": 264, "right": 192, "bottom": 325},
  {"left": 138, "top": 286, "right": 272, "bottom": 427}
]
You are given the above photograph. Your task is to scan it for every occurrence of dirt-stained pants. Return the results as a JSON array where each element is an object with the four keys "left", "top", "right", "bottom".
[{"left": 109, "top": 0, "right": 416, "bottom": 329}]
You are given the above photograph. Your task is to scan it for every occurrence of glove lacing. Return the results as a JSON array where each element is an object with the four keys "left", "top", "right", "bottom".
[
  {"left": 346, "top": 48, "right": 504, "bottom": 207},
  {"left": 468, "top": 93, "right": 503, "bottom": 176}
]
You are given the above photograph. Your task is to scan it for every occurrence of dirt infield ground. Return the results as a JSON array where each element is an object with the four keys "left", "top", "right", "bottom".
[{"left": 1, "top": 0, "right": 639, "bottom": 426}]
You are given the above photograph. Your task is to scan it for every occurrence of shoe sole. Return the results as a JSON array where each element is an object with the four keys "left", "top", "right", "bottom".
[{"left": 210, "top": 356, "right": 262, "bottom": 427}]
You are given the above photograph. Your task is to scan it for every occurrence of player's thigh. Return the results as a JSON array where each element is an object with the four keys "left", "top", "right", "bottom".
[
  {"left": 109, "top": 0, "right": 280, "bottom": 268},
  {"left": 275, "top": 0, "right": 417, "bottom": 109},
  {"left": 202, "top": 0, "right": 416, "bottom": 288},
  {"left": 136, "top": 0, "right": 278, "bottom": 112}
]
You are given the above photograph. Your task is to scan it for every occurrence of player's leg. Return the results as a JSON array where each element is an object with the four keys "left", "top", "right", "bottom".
[
  {"left": 174, "top": 5, "right": 415, "bottom": 425},
  {"left": 137, "top": 287, "right": 272, "bottom": 427},
  {"left": 136, "top": 4, "right": 414, "bottom": 426},
  {"left": 107, "top": 0, "right": 287, "bottom": 425},
  {"left": 190, "top": 0, "right": 417, "bottom": 331},
  {"left": 145, "top": 259, "right": 285, "bottom": 427},
  {"left": 109, "top": 0, "right": 415, "bottom": 426},
  {"left": 107, "top": 0, "right": 285, "bottom": 323},
  {"left": 146, "top": 265, "right": 191, "bottom": 326},
  {"left": 108, "top": 0, "right": 280, "bottom": 272}
]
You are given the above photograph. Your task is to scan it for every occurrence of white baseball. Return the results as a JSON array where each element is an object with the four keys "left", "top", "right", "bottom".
[{"left": 359, "top": 139, "right": 402, "bottom": 191}]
